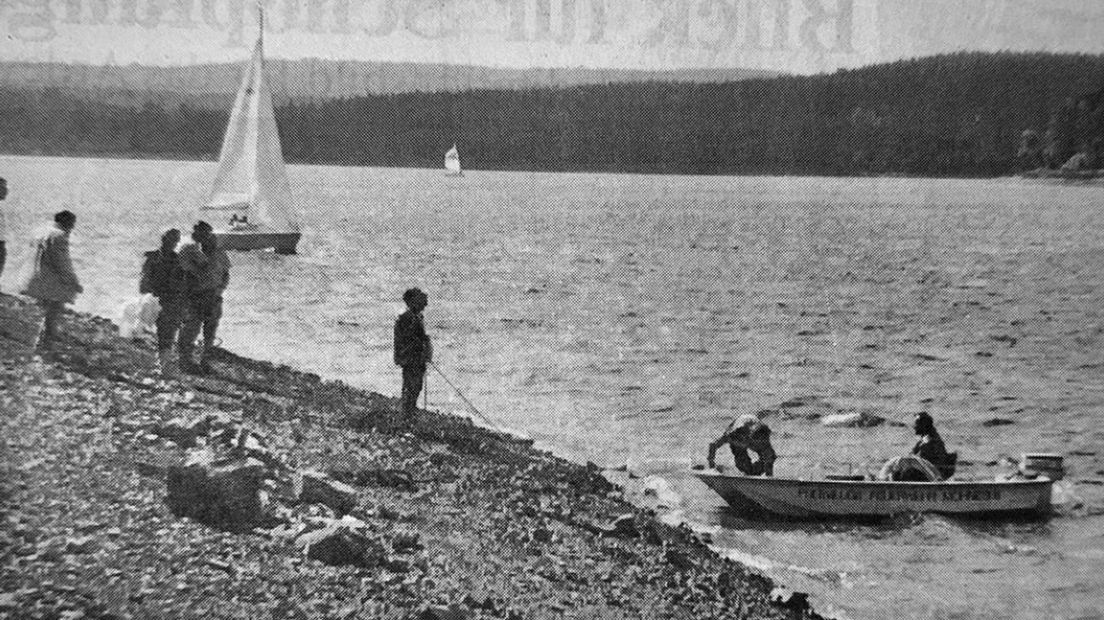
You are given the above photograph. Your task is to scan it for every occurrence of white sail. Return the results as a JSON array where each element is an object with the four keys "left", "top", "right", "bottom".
[
  {"left": 445, "top": 144, "right": 462, "bottom": 175},
  {"left": 203, "top": 25, "right": 297, "bottom": 232}
]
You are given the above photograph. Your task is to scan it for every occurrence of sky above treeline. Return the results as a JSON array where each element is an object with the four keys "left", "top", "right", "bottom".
[{"left": 2, "top": 0, "right": 1103, "bottom": 73}]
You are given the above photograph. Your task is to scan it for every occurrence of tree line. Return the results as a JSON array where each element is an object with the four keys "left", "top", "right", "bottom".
[
  {"left": 1018, "top": 83, "right": 1103, "bottom": 171},
  {"left": 2, "top": 51, "right": 1103, "bottom": 177}
]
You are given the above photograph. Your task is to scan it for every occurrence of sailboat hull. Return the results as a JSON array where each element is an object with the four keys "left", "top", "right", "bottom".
[{"left": 215, "top": 231, "right": 300, "bottom": 255}]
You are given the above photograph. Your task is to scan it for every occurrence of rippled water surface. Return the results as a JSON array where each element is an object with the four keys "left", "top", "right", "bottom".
[{"left": 3, "top": 155, "right": 1104, "bottom": 619}]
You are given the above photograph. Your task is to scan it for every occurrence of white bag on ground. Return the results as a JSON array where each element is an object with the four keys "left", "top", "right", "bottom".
[{"left": 117, "top": 294, "right": 160, "bottom": 338}]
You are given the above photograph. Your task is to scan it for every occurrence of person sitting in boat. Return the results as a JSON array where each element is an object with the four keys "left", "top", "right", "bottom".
[
  {"left": 707, "top": 415, "right": 775, "bottom": 476},
  {"left": 881, "top": 412, "right": 957, "bottom": 481},
  {"left": 229, "top": 214, "right": 251, "bottom": 230},
  {"left": 911, "top": 411, "right": 956, "bottom": 479}
]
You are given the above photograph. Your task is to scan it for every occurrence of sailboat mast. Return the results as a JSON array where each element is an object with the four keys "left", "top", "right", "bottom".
[{"left": 258, "top": 4, "right": 265, "bottom": 57}]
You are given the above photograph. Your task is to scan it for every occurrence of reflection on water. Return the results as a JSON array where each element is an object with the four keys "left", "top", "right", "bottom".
[{"left": 3, "top": 155, "right": 1104, "bottom": 619}]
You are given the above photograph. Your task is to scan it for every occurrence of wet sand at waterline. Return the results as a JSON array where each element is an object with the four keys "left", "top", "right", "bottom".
[{"left": 2, "top": 155, "right": 1103, "bottom": 618}]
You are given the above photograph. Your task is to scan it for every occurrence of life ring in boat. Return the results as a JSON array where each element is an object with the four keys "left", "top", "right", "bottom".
[{"left": 878, "top": 455, "right": 942, "bottom": 482}]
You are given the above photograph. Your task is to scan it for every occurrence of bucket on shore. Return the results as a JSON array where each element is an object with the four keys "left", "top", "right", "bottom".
[{"left": 1020, "top": 453, "right": 1064, "bottom": 481}]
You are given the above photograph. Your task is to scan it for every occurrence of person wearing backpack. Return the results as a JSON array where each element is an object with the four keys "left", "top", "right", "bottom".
[{"left": 140, "top": 228, "right": 185, "bottom": 377}]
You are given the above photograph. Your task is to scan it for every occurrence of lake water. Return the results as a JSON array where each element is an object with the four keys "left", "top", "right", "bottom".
[{"left": 3, "top": 155, "right": 1104, "bottom": 619}]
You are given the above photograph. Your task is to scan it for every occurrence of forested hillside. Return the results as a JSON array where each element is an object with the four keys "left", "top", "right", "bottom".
[
  {"left": 2, "top": 52, "right": 1103, "bottom": 177},
  {"left": 0, "top": 59, "right": 777, "bottom": 106}
]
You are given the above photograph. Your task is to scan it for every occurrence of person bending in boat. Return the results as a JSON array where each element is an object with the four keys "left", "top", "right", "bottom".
[{"left": 707, "top": 415, "right": 776, "bottom": 476}]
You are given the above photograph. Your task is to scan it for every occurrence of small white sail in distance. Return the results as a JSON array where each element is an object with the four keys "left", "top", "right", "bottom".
[
  {"left": 445, "top": 143, "right": 462, "bottom": 175},
  {"left": 203, "top": 12, "right": 297, "bottom": 232}
]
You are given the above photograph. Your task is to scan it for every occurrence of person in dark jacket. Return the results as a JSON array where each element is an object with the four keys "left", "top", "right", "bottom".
[
  {"left": 140, "top": 229, "right": 185, "bottom": 376},
  {"left": 177, "top": 221, "right": 230, "bottom": 375},
  {"left": 911, "top": 412, "right": 956, "bottom": 479},
  {"left": 394, "top": 287, "right": 432, "bottom": 424},
  {"left": 707, "top": 415, "right": 776, "bottom": 476},
  {"left": 0, "top": 178, "right": 8, "bottom": 283}
]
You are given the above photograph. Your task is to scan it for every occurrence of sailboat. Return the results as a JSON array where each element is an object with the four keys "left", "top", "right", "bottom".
[
  {"left": 201, "top": 9, "right": 300, "bottom": 254},
  {"left": 444, "top": 144, "right": 463, "bottom": 177}
]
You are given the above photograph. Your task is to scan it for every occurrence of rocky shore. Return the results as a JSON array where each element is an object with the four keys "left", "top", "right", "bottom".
[{"left": 0, "top": 293, "right": 819, "bottom": 620}]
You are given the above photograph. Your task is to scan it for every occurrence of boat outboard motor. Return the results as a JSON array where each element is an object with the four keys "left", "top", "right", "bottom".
[{"left": 1020, "top": 453, "right": 1064, "bottom": 480}]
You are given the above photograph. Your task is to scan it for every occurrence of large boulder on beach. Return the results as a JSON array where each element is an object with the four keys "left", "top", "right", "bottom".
[
  {"left": 420, "top": 604, "right": 470, "bottom": 620},
  {"left": 294, "top": 517, "right": 385, "bottom": 568},
  {"left": 607, "top": 514, "right": 640, "bottom": 539},
  {"left": 165, "top": 455, "right": 269, "bottom": 530},
  {"left": 295, "top": 470, "right": 359, "bottom": 515}
]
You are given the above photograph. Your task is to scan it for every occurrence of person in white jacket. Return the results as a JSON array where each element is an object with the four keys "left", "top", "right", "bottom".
[{"left": 21, "top": 210, "right": 82, "bottom": 353}]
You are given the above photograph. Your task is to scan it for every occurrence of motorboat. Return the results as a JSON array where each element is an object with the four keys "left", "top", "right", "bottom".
[{"left": 694, "top": 470, "right": 1054, "bottom": 519}]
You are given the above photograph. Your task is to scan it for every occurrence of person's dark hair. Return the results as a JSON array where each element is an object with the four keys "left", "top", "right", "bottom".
[
  {"left": 193, "top": 221, "right": 213, "bottom": 234},
  {"left": 403, "top": 287, "right": 425, "bottom": 304},
  {"left": 914, "top": 411, "right": 936, "bottom": 435},
  {"left": 161, "top": 228, "right": 180, "bottom": 245},
  {"left": 750, "top": 423, "right": 771, "bottom": 440},
  {"left": 55, "top": 210, "right": 76, "bottom": 228}
]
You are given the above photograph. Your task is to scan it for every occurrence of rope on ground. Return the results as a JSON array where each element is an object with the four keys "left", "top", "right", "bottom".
[
  {"left": 428, "top": 361, "right": 508, "bottom": 434},
  {"left": 249, "top": 253, "right": 512, "bottom": 434}
]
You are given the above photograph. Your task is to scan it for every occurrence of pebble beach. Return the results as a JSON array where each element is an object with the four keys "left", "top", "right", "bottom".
[{"left": 0, "top": 292, "right": 817, "bottom": 620}]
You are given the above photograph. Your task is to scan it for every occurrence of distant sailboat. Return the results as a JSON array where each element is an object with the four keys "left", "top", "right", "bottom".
[
  {"left": 201, "top": 8, "right": 300, "bottom": 254},
  {"left": 444, "top": 144, "right": 463, "bottom": 177}
]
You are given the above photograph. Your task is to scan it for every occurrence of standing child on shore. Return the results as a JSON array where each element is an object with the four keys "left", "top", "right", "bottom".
[
  {"left": 140, "top": 229, "right": 185, "bottom": 377},
  {"left": 21, "top": 210, "right": 82, "bottom": 354},
  {"left": 394, "top": 287, "right": 433, "bottom": 425},
  {"left": 177, "top": 221, "right": 230, "bottom": 375}
]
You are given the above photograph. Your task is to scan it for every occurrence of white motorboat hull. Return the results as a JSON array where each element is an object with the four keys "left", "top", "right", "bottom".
[{"left": 695, "top": 472, "right": 1053, "bottom": 519}]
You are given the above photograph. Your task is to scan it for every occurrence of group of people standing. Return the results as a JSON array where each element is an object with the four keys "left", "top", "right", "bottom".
[
  {"left": 5, "top": 188, "right": 432, "bottom": 424},
  {"left": 13, "top": 208, "right": 230, "bottom": 378},
  {"left": 139, "top": 222, "right": 231, "bottom": 376}
]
